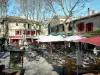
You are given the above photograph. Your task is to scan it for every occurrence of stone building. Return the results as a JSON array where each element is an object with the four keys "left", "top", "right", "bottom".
[
  {"left": 72, "top": 13, "right": 100, "bottom": 34},
  {"left": 0, "top": 16, "right": 41, "bottom": 46},
  {"left": 48, "top": 13, "right": 100, "bottom": 35}
]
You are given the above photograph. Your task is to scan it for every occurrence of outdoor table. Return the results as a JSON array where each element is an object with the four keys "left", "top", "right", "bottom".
[
  {"left": 2, "top": 69, "right": 18, "bottom": 75},
  {"left": 83, "top": 73, "right": 95, "bottom": 75},
  {"left": 72, "top": 68, "right": 88, "bottom": 75},
  {"left": 93, "top": 70, "right": 100, "bottom": 74}
]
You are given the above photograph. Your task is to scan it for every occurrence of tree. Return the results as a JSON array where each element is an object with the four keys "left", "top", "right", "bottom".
[
  {"left": 0, "top": 0, "right": 9, "bottom": 39},
  {"left": 0, "top": 0, "right": 9, "bottom": 17},
  {"left": 44, "top": 0, "right": 92, "bottom": 35},
  {"left": 16, "top": 0, "right": 51, "bottom": 35}
]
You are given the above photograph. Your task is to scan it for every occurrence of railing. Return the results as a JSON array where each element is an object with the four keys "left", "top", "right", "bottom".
[{"left": 9, "top": 29, "right": 40, "bottom": 37}]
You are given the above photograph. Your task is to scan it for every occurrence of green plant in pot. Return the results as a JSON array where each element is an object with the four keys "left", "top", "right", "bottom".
[{"left": 12, "top": 63, "right": 19, "bottom": 70}]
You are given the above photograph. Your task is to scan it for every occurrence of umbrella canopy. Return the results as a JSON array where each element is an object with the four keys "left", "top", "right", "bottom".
[
  {"left": 64, "top": 35, "right": 85, "bottom": 42},
  {"left": 36, "top": 35, "right": 64, "bottom": 42},
  {"left": 33, "top": 35, "right": 45, "bottom": 39},
  {"left": 78, "top": 36, "right": 100, "bottom": 46}
]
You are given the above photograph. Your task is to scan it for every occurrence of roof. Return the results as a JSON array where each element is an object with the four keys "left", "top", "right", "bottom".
[
  {"left": 72, "top": 12, "right": 100, "bottom": 22},
  {"left": 53, "top": 15, "right": 66, "bottom": 19},
  {"left": 0, "top": 16, "right": 35, "bottom": 23}
]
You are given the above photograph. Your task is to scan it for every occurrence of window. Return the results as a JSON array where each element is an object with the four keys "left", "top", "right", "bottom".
[
  {"left": 86, "top": 23, "right": 93, "bottom": 32},
  {"left": 77, "top": 22, "right": 84, "bottom": 32},
  {"left": 28, "top": 24, "right": 31, "bottom": 29},
  {"left": 26, "top": 31, "right": 30, "bottom": 35},
  {"left": 15, "top": 31, "right": 21, "bottom": 35},
  {"left": 68, "top": 25, "right": 72, "bottom": 31},
  {"left": 16, "top": 23, "right": 18, "bottom": 26},
  {"left": 62, "top": 25, "right": 64, "bottom": 31},
  {"left": 57, "top": 26, "right": 59, "bottom": 32},
  {"left": 31, "top": 31, "right": 35, "bottom": 35},
  {"left": 59, "top": 25, "right": 64, "bottom": 32},
  {"left": 24, "top": 24, "right": 26, "bottom": 28},
  {"left": 55, "top": 27, "right": 57, "bottom": 33},
  {"left": 51, "top": 27, "right": 55, "bottom": 32}
]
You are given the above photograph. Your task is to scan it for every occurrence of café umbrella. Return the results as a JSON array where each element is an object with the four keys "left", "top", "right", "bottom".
[
  {"left": 36, "top": 35, "right": 64, "bottom": 54},
  {"left": 77, "top": 36, "right": 100, "bottom": 46},
  {"left": 64, "top": 35, "right": 85, "bottom": 75},
  {"left": 36, "top": 35, "right": 64, "bottom": 42},
  {"left": 64, "top": 35, "right": 85, "bottom": 42}
]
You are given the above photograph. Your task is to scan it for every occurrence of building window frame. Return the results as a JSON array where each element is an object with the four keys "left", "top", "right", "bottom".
[
  {"left": 77, "top": 22, "right": 84, "bottom": 32},
  {"left": 86, "top": 22, "right": 93, "bottom": 32},
  {"left": 15, "top": 31, "right": 21, "bottom": 35}
]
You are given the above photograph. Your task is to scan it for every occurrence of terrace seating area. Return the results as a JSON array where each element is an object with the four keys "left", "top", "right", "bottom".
[
  {"left": 62, "top": 52, "right": 100, "bottom": 75},
  {"left": 0, "top": 64, "right": 25, "bottom": 75}
]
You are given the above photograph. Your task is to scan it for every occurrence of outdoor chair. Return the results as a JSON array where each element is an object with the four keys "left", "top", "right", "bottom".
[{"left": 87, "top": 63, "right": 95, "bottom": 73}]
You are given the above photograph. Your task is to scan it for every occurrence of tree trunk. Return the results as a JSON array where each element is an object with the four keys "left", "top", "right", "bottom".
[{"left": 63, "top": 23, "right": 69, "bottom": 36}]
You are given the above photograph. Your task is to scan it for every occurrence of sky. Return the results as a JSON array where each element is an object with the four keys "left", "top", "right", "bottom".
[
  {"left": 81, "top": 0, "right": 100, "bottom": 15},
  {"left": 87, "top": 0, "right": 100, "bottom": 11},
  {"left": 7, "top": 0, "right": 21, "bottom": 16},
  {"left": 7, "top": 0, "right": 100, "bottom": 17}
]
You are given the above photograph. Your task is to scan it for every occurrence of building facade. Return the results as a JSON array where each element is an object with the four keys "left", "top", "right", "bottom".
[
  {"left": 0, "top": 16, "right": 41, "bottom": 46},
  {"left": 72, "top": 13, "right": 100, "bottom": 34},
  {"left": 48, "top": 15, "right": 66, "bottom": 34},
  {"left": 49, "top": 13, "right": 100, "bottom": 36}
]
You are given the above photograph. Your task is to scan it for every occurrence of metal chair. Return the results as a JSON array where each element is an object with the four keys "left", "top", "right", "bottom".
[{"left": 16, "top": 69, "right": 25, "bottom": 75}]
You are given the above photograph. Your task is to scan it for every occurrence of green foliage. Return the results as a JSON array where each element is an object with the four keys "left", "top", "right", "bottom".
[
  {"left": 83, "top": 30, "right": 100, "bottom": 37},
  {"left": 12, "top": 63, "right": 19, "bottom": 70}
]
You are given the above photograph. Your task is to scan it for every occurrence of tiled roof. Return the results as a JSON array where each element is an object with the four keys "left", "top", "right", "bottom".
[
  {"left": 72, "top": 12, "right": 100, "bottom": 22},
  {"left": 0, "top": 16, "right": 35, "bottom": 23}
]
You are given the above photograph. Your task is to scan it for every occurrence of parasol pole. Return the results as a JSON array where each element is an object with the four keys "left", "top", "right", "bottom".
[
  {"left": 76, "top": 42, "right": 80, "bottom": 75},
  {"left": 50, "top": 42, "right": 52, "bottom": 55}
]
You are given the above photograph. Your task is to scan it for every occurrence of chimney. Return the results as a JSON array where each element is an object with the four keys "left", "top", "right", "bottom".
[{"left": 88, "top": 8, "right": 90, "bottom": 16}]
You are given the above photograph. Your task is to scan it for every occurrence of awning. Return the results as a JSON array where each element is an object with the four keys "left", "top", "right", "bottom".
[{"left": 78, "top": 36, "right": 100, "bottom": 46}]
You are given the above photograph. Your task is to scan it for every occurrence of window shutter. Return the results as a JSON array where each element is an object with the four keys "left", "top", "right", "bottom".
[{"left": 77, "top": 22, "right": 84, "bottom": 32}]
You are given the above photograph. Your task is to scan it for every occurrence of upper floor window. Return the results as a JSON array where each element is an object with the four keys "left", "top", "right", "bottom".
[
  {"left": 58, "top": 24, "right": 64, "bottom": 32},
  {"left": 54, "top": 26, "right": 58, "bottom": 32},
  {"left": 86, "top": 22, "right": 93, "bottom": 32},
  {"left": 62, "top": 25, "right": 64, "bottom": 31},
  {"left": 51, "top": 27, "right": 55, "bottom": 32},
  {"left": 16, "top": 23, "right": 18, "bottom": 26},
  {"left": 31, "top": 31, "right": 35, "bottom": 35},
  {"left": 57, "top": 26, "right": 59, "bottom": 32},
  {"left": 68, "top": 25, "right": 72, "bottom": 31},
  {"left": 77, "top": 22, "right": 84, "bottom": 32},
  {"left": 26, "top": 31, "right": 30, "bottom": 35},
  {"left": 15, "top": 31, "right": 21, "bottom": 35},
  {"left": 28, "top": 24, "right": 31, "bottom": 29},
  {"left": 24, "top": 24, "right": 26, "bottom": 28}
]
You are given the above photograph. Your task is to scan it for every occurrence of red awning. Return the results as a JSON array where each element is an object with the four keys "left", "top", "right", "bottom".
[{"left": 78, "top": 36, "right": 100, "bottom": 46}]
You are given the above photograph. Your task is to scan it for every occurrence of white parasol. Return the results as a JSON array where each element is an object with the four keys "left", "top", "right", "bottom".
[
  {"left": 64, "top": 35, "right": 85, "bottom": 42},
  {"left": 36, "top": 35, "right": 64, "bottom": 54},
  {"left": 36, "top": 35, "right": 64, "bottom": 42}
]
